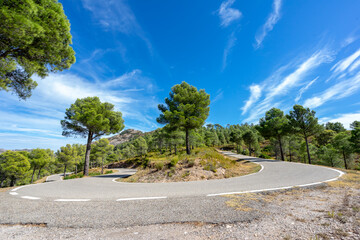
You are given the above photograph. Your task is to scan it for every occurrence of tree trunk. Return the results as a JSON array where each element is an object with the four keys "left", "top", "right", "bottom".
[
  {"left": 186, "top": 129, "right": 190, "bottom": 155},
  {"left": 64, "top": 165, "right": 67, "bottom": 179},
  {"left": 169, "top": 144, "right": 172, "bottom": 154},
  {"left": 0, "top": 179, "right": 4, "bottom": 188},
  {"left": 248, "top": 143, "right": 251, "bottom": 157},
  {"left": 75, "top": 165, "right": 78, "bottom": 175},
  {"left": 10, "top": 177, "right": 16, "bottom": 187},
  {"left": 37, "top": 167, "right": 42, "bottom": 180},
  {"left": 101, "top": 157, "right": 104, "bottom": 174},
  {"left": 288, "top": 139, "right": 292, "bottom": 162},
  {"left": 31, "top": 166, "right": 36, "bottom": 183},
  {"left": 174, "top": 144, "right": 177, "bottom": 155},
  {"left": 342, "top": 150, "right": 348, "bottom": 169},
  {"left": 278, "top": 137, "right": 285, "bottom": 161},
  {"left": 304, "top": 136, "right": 311, "bottom": 164},
  {"left": 84, "top": 131, "right": 93, "bottom": 176}
]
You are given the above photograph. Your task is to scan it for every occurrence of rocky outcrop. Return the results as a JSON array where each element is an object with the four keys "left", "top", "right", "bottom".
[{"left": 107, "top": 129, "right": 144, "bottom": 146}]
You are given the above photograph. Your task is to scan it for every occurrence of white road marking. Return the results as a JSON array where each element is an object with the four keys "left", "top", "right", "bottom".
[
  {"left": 54, "top": 199, "right": 91, "bottom": 202},
  {"left": 9, "top": 192, "right": 18, "bottom": 195},
  {"left": 207, "top": 167, "right": 345, "bottom": 197},
  {"left": 116, "top": 196, "right": 167, "bottom": 201},
  {"left": 11, "top": 186, "right": 25, "bottom": 192},
  {"left": 21, "top": 196, "right": 40, "bottom": 200}
]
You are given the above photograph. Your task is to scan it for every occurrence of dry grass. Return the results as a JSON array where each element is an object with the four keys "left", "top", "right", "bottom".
[
  {"left": 225, "top": 193, "right": 261, "bottom": 211},
  {"left": 117, "top": 147, "right": 260, "bottom": 183},
  {"left": 328, "top": 170, "right": 360, "bottom": 189}
]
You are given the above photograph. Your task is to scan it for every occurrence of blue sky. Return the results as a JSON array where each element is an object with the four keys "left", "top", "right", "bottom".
[{"left": 1, "top": 0, "right": 360, "bottom": 150}]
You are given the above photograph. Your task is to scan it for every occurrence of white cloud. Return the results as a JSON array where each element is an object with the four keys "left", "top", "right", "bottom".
[
  {"left": 212, "top": 89, "right": 224, "bottom": 104},
  {"left": 243, "top": 49, "right": 333, "bottom": 123},
  {"left": 0, "top": 70, "right": 160, "bottom": 150},
  {"left": 303, "top": 71, "right": 360, "bottom": 109},
  {"left": 218, "top": 0, "right": 242, "bottom": 27},
  {"left": 222, "top": 32, "right": 237, "bottom": 70},
  {"left": 326, "top": 112, "right": 360, "bottom": 129},
  {"left": 349, "top": 58, "right": 360, "bottom": 72},
  {"left": 295, "top": 76, "right": 318, "bottom": 102},
  {"left": 81, "top": 0, "right": 153, "bottom": 53},
  {"left": 331, "top": 48, "right": 360, "bottom": 74},
  {"left": 242, "top": 85, "right": 261, "bottom": 114},
  {"left": 255, "top": 0, "right": 282, "bottom": 48}
]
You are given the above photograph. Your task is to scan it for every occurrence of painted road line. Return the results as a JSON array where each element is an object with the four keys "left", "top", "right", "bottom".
[
  {"left": 9, "top": 192, "right": 18, "bottom": 195},
  {"left": 207, "top": 168, "right": 345, "bottom": 197},
  {"left": 54, "top": 199, "right": 91, "bottom": 202},
  {"left": 11, "top": 186, "right": 25, "bottom": 192},
  {"left": 21, "top": 196, "right": 40, "bottom": 200},
  {"left": 116, "top": 196, "right": 167, "bottom": 201}
]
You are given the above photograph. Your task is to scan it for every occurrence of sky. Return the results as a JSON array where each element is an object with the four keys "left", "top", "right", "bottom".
[{"left": 1, "top": 0, "right": 360, "bottom": 150}]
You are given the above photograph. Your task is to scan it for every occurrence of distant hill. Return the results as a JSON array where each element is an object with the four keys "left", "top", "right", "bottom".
[
  {"left": 0, "top": 148, "right": 32, "bottom": 154},
  {"left": 107, "top": 129, "right": 144, "bottom": 146}
]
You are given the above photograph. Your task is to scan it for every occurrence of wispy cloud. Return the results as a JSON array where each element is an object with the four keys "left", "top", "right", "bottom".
[
  {"left": 255, "top": 0, "right": 282, "bottom": 48},
  {"left": 0, "top": 70, "right": 160, "bottom": 150},
  {"left": 212, "top": 89, "right": 224, "bottom": 104},
  {"left": 222, "top": 32, "right": 237, "bottom": 70},
  {"left": 303, "top": 71, "right": 360, "bottom": 109},
  {"left": 242, "top": 85, "right": 261, "bottom": 114},
  {"left": 243, "top": 49, "right": 333, "bottom": 123},
  {"left": 295, "top": 77, "right": 318, "bottom": 102},
  {"left": 218, "top": 0, "right": 242, "bottom": 27},
  {"left": 81, "top": 0, "right": 153, "bottom": 53},
  {"left": 331, "top": 48, "right": 360, "bottom": 74}
]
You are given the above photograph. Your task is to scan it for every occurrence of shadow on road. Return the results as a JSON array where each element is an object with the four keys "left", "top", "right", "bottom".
[{"left": 94, "top": 174, "right": 133, "bottom": 179}]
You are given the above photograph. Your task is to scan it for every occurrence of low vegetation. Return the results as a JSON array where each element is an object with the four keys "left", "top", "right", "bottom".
[
  {"left": 63, "top": 168, "right": 115, "bottom": 180},
  {"left": 113, "top": 147, "right": 260, "bottom": 183}
]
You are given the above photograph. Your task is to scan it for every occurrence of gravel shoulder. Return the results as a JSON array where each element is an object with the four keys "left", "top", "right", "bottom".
[{"left": 1, "top": 170, "right": 359, "bottom": 239}]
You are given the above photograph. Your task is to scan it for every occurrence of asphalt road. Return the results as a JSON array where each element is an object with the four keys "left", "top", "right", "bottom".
[
  {"left": 8, "top": 151, "right": 342, "bottom": 201},
  {"left": 0, "top": 151, "right": 344, "bottom": 228}
]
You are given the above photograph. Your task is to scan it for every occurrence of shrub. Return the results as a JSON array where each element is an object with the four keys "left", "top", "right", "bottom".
[
  {"left": 204, "top": 162, "right": 217, "bottom": 173},
  {"left": 242, "top": 149, "right": 249, "bottom": 156},
  {"left": 259, "top": 153, "right": 271, "bottom": 159},
  {"left": 155, "top": 162, "right": 164, "bottom": 171},
  {"left": 168, "top": 156, "right": 179, "bottom": 168},
  {"left": 141, "top": 157, "right": 150, "bottom": 168},
  {"left": 105, "top": 170, "right": 113, "bottom": 174},
  {"left": 187, "top": 159, "right": 195, "bottom": 168}
]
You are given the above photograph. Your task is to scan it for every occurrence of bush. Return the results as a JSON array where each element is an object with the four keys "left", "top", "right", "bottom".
[
  {"left": 168, "top": 156, "right": 179, "bottom": 168},
  {"left": 155, "top": 162, "right": 164, "bottom": 171},
  {"left": 242, "top": 149, "right": 249, "bottom": 156},
  {"left": 259, "top": 153, "right": 271, "bottom": 159},
  {"left": 141, "top": 157, "right": 150, "bottom": 168},
  {"left": 203, "top": 162, "right": 217, "bottom": 173},
  {"left": 105, "top": 170, "right": 113, "bottom": 174},
  {"left": 187, "top": 159, "right": 195, "bottom": 168}
]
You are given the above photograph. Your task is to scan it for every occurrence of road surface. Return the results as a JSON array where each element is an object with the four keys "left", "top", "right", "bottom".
[{"left": 8, "top": 151, "right": 343, "bottom": 202}]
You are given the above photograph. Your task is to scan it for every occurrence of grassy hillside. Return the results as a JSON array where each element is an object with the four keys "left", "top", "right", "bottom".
[{"left": 112, "top": 147, "right": 260, "bottom": 183}]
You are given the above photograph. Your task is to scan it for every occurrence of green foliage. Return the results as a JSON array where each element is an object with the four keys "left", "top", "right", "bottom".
[
  {"left": 242, "top": 130, "right": 257, "bottom": 156},
  {"left": 0, "top": 0, "right": 75, "bottom": 99},
  {"left": 157, "top": 81, "right": 210, "bottom": 154},
  {"left": 287, "top": 105, "right": 321, "bottom": 164},
  {"left": 350, "top": 121, "right": 360, "bottom": 153},
  {"left": 133, "top": 136, "right": 148, "bottom": 156},
  {"left": 258, "top": 108, "right": 289, "bottom": 160},
  {"left": 61, "top": 96, "right": 124, "bottom": 175},
  {"left": 91, "top": 138, "right": 114, "bottom": 173},
  {"left": 0, "top": 151, "right": 30, "bottom": 186},
  {"left": 155, "top": 162, "right": 164, "bottom": 171},
  {"left": 259, "top": 153, "right": 271, "bottom": 159},
  {"left": 332, "top": 132, "right": 354, "bottom": 169},
  {"left": 29, "top": 148, "right": 52, "bottom": 182},
  {"left": 325, "top": 122, "right": 346, "bottom": 133},
  {"left": 316, "top": 130, "right": 336, "bottom": 147}
]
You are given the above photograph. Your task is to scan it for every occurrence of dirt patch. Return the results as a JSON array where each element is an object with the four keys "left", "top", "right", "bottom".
[{"left": 222, "top": 170, "right": 360, "bottom": 239}]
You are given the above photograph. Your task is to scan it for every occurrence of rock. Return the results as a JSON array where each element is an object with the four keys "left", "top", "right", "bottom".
[{"left": 106, "top": 129, "right": 144, "bottom": 146}]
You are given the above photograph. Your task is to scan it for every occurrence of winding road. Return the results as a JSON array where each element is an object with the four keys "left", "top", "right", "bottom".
[{"left": 8, "top": 151, "right": 343, "bottom": 202}]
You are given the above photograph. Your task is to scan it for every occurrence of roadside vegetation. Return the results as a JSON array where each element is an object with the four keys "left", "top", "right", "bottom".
[
  {"left": 1, "top": 81, "right": 359, "bottom": 188},
  {"left": 112, "top": 147, "right": 260, "bottom": 183}
]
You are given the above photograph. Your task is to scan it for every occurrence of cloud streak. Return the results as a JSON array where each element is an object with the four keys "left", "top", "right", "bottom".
[
  {"left": 242, "top": 49, "right": 333, "bottom": 123},
  {"left": 218, "top": 0, "right": 242, "bottom": 27},
  {"left": 255, "top": 0, "right": 282, "bottom": 48},
  {"left": 295, "top": 77, "right": 318, "bottom": 102},
  {"left": 242, "top": 85, "right": 261, "bottom": 114},
  {"left": 222, "top": 32, "right": 237, "bottom": 70}
]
